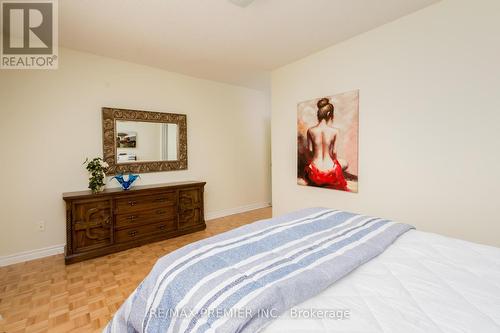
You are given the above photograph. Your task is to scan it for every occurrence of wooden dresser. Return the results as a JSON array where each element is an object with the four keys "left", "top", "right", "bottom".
[{"left": 63, "top": 181, "right": 205, "bottom": 264}]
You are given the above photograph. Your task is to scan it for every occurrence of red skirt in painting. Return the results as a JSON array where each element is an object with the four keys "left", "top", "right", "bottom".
[{"left": 305, "top": 160, "right": 349, "bottom": 191}]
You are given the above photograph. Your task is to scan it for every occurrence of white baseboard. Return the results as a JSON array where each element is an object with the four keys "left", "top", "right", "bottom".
[
  {"left": 0, "top": 203, "right": 271, "bottom": 267},
  {"left": 0, "top": 244, "right": 65, "bottom": 267},
  {"left": 205, "top": 202, "right": 271, "bottom": 221}
]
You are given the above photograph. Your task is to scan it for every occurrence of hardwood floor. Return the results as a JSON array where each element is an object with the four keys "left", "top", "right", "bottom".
[{"left": 0, "top": 208, "right": 272, "bottom": 333}]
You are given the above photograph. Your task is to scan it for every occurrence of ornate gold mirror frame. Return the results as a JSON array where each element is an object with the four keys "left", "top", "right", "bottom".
[{"left": 102, "top": 107, "right": 187, "bottom": 175}]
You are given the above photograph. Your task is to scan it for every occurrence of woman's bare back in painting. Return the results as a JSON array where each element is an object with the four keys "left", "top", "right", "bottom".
[
  {"left": 304, "top": 98, "right": 349, "bottom": 191},
  {"left": 307, "top": 122, "right": 339, "bottom": 172}
]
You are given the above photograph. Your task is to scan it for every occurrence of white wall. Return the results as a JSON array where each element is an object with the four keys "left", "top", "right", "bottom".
[
  {"left": 271, "top": 0, "right": 500, "bottom": 247},
  {"left": 0, "top": 48, "right": 271, "bottom": 257}
]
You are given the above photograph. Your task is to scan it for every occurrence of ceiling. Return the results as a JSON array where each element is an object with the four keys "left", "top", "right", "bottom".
[{"left": 59, "top": 0, "right": 439, "bottom": 90}]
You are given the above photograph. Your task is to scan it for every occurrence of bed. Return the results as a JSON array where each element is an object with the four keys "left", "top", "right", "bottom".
[
  {"left": 263, "top": 229, "right": 500, "bottom": 333},
  {"left": 106, "top": 208, "right": 500, "bottom": 333}
]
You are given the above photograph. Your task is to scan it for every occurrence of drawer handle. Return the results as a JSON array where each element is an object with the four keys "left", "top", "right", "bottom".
[
  {"left": 158, "top": 225, "right": 166, "bottom": 230},
  {"left": 128, "top": 230, "right": 138, "bottom": 237},
  {"left": 156, "top": 210, "right": 166, "bottom": 215},
  {"left": 128, "top": 201, "right": 137, "bottom": 206},
  {"left": 128, "top": 215, "right": 137, "bottom": 221},
  {"left": 155, "top": 198, "right": 167, "bottom": 203}
]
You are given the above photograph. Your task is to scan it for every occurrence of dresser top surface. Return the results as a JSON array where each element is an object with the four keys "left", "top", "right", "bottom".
[{"left": 63, "top": 181, "right": 205, "bottom": 200}]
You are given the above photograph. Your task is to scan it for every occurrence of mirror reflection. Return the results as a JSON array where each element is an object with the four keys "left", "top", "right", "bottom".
[{"left": 116, "top": 120, "right": 178, "bottom": 163}]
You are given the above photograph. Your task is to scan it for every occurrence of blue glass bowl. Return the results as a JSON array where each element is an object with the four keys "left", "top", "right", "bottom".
[{"left": 112, "top": 174, "right": 140, "bottom": 190}]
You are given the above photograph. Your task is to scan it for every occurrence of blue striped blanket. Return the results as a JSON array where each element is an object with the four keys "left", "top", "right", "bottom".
[{"left": 105, "top": 208, "right": 413, "bottom": 333}]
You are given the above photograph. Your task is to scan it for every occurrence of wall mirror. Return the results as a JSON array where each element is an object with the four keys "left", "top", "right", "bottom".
[{"left": 102, "top": 107, "right": 187, "bottom": 175}]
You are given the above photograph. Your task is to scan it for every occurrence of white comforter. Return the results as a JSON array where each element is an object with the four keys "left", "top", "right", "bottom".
[{"left": 263, "top": 230, "right": 500, "bottom": 333}]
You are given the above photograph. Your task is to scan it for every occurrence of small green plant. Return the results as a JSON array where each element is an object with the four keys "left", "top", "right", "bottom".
[{"left": 83, "top": 157, "right": 109, "bottom": 194}]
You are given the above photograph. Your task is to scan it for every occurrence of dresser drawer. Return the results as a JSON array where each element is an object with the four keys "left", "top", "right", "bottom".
[
  {"left": 115, "top": 220, "right": 177, "bottom": 244},
  {"left": 115, "top": 205, "right": 177, "bottom": 229},
  {"left": 115, "top": 192, "right": 176, "bottom": 213}
]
